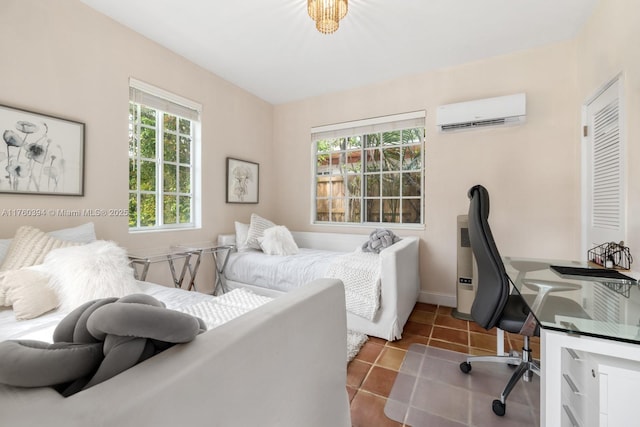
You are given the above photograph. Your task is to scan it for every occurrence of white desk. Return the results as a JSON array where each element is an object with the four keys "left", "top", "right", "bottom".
[{"left": 504, "top": 258, "right": 640, "bottom": 427}]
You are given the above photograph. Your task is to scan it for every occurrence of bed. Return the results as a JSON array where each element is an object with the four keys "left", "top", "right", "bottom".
[
  {"left": 218, "top": 227, "right": 421, "bottom": 341},
  {"left": 0, "top": 223, "right": 351, "bottom": 427}
]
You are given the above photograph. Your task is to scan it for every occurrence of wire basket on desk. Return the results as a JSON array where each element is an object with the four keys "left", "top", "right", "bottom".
[{"left": 588, "top": 241, "right": 633, "bottom": 270}]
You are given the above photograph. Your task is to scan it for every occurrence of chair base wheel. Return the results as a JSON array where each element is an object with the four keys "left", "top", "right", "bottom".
[
  {"left": 492, "top": 399, "right": 506, "bottom": 416},
  {"left": 459, "top": 361, "right": 472, "bottom": 374}
]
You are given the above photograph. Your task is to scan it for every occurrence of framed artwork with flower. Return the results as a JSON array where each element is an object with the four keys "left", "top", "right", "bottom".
[
  {"left": 226, "top": 157, "right": 259, "bottom": 204},
  {"left": 0, "top": 104, "right": 84, "bottom": 196}
]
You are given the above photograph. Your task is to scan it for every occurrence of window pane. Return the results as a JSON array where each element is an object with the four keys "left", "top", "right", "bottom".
[
  {"left": 141, "top": 107, "right": 155, "bottom": 127},
  {"left": 164, "top": 133, "right": 177, "bottom": 162},
  {"left": 164, "top": 113, "right": 176, "bottom": 131},
  {"left": 129, "top": 159, "right": 137, "bottom": 191},
  {"left": 327, "top": 152, "right": 341, "bottom": 175},
  {"left": 330, "top": 138, "right": 345, "bottom": 151},
  {"left": 128, "top": 193, "right": 137, "bottom": 227},
  {"left": 331, "top": 198, "right": 344, "bottom": 222},
  {"left": 403, "top": 172, "right": 421, "bottom": 196},
  {"left": 346, "top": 199, "right": 361, "bottom": 222},
  {"left": 139, "top": 194, "right": 156, "bottom": 227},
  {"left": 329, "top": 176, "right": 343, "bottom": 198},
  {"left": 364, "top": 149, "right": 380, "bottom": 172},
  {"left": 164, "top": 164, "right": 176, "bottom": 192},
  {"left": 382, "top": 173, "right": 400, "bottom": 197},
  {"left": 129, "top": 102, "right": 138, "bottom": 123},
  {"left": 382, "top": 199, "right": 401, "bottom": 223},
  {"left": 402, "top": 199, "right": 421, "bottom": 224},
  {"left": 382, "top": 147, "right": 401, "bottom": 171},
  {"left": 344, "top": 151, "right": 361, "bottom": 173},
  {"left": 364, "top": 133, "right": 380, "bottom": 148},
  {"left": 402, "top": 146, "right": 421, "bottom": 170},
  {"left": 316, "top": 176, "right": 330, "bottom": 199},
  {"left": 403, "top": 128, "right": 422, "bottom": 144},
  {"left": 346, "top": 136, "right": 362, "bottom": 149},
  {"left": 316, "top": 140, "right": 331, "bottom": 153},
  {"left": 129, "top": 135, "right": 138, "bottom": 158},
  {"left": 316, "top": 154, "right": 330, "bottom": 175},
  {"left": 163, "top": 195, "right": 177, "bottom": 224},
  {"left": 382, "top": 130, "right": 401, "bottom": 146},
  {"left": 179, "top": 136, "right": 191, "bottom": 164},
  {"left": 140, "top": 128, "right": 156, "bottom": 158},
  {"left": 179, "top": 166, "right": 191, "bottom": 193},
  {"left": 316, "top": 199, "right": 329, "bottom": 221},
  {"left": 365, "top": 175, "right": 380, "bottom": 197},
  {"left": 179, "top": 196, "right": 191, "bottom": 223},
  {"left": 179, "top": 118, "right": 191, "bottom": 134},
  {"left": 347, "top": 175, "right": 361, "bottom": 197},
  {"left": 366, "top": 199, "right": 380, "bottom": 222},
  {"left": 139, "top": 161, "right": 156, "bottom": 191}
]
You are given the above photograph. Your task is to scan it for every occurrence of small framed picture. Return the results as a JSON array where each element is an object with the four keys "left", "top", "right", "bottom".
[
  {"left": 226, "top": 157, "right": 259, "bottom": 204},
  {"left": 0, "top": 104, "right": 85, "bottom": 196}
]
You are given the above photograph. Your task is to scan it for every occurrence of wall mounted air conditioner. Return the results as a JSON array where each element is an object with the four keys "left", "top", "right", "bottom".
[{"left": 436, "top": 93, "right": 526, "bottom": 132}]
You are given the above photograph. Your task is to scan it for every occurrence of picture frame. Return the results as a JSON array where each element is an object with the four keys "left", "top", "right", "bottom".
[
  {"left": 0, "top": 104, "right": 85, "bottom": 196},
  {"left": 226, "top": 157, "right": 259, "bottom": 204}
]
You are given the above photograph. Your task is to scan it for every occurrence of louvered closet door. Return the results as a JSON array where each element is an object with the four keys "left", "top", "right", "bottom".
[{"left": 585, "top": 79, "right": 625, "bottom": 249}]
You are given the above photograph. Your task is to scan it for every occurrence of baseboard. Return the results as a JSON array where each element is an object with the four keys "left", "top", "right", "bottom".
[{"left": 418, "top": 290, "right": 456, "bottom": 307}]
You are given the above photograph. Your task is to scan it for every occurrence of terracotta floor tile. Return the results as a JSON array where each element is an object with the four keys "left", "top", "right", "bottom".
[
  {"left": 350, "top": 391, "right": 403, "bottom": 427},
  {"left": 431, "top": 325, "right": 469, "bottom": 346},
  {"left": 346, "top": 386, "right": 358, "bottom": 402},
  {"left": 402, "top": 320, "right": 433, "bottom": 337},
  {"left": 436, "top": 306, "right": 454, "bottom": 316},
  {"left": 470, "top": 331, "right": 504, "bottom": 352},
  {"left": 414, "top": 302, "right": 437, "bottom": 312},
  {"left": 434, "top": 314, "right": 469, "bottom": 330},
  {"left": 368, "top": 336, "right": 388, "bottom": 346},
  {"left": 360, "top": 366, "right": 398, "bottom": 397},
  {"left": 428, "top": 339, "right": 469, "bottom": 354},
  {"left": 408, "top": 310, "right": 436, "bottom": 325},
  {"left": 375, "top": 347, "right": 406, "bottom": 371},
  {"left": 355, "top": 341, "right": 385, "bottom": 364},
  {"left": 347, "top": 359, "right": 371, "bottom": 388},
  {"left": 469, "top": 322, "right": 497, "bottom": 335},
  {"left": 468, "top": 347, "right": 496, "bottom": 356}
]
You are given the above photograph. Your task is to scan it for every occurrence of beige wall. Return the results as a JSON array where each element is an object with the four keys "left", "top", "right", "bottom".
[
  {"left": 274, "top": 41, "right": 582, "bottom": 304},
  {"left": 0, "top": 0, "right": 275, "bottom": 291}
]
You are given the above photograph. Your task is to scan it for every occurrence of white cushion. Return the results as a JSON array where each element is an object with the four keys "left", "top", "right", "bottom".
[
  {"left": 258, "top": 226, "right": 299, "bottom": 256},
  {"left": 0, "top": 226, "right": 82, "bottom": 272},
  {"left": 234, "top": 221, "right": 250, "bottom": 252},
  {"left": 41, "top": 240, "right": 139, "bottom": 312},
  {"left": 0, "top": 268, "right": 59, "bottom": 320},
  {"left": 245, "top": 214, "right": 275, "bottom": 250},
  {"left": 0, "top": 222, "right": 96, "bottom": 265}
]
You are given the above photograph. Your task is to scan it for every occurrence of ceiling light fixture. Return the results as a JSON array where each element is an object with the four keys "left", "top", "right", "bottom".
[{"left": 308, "top": 0, "right": 348, "bottom": 34}]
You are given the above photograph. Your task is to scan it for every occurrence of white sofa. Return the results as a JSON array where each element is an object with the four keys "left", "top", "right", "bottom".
[
  {"left": 219, "top": 231, "right": 421, "bottom": 341},
  {"left": 0, "top": 278, "right": 351, "bottom": 427}
]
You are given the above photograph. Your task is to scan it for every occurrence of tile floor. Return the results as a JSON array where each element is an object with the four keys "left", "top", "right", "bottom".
[{"left": 347, "top": 303, "right": 540, "bottom": 427}]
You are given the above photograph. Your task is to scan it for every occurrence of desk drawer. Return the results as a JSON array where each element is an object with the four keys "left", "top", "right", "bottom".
[{"left": 562, "top": 347, "right": 588, "bottom": 392}]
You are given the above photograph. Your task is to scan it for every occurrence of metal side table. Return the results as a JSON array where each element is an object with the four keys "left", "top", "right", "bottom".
[
  {"left": 172, "top": 242, "right": 234, "bottom": 295},
  {"left": 128, "top": 247, "right": 203, "bottom": 291}
]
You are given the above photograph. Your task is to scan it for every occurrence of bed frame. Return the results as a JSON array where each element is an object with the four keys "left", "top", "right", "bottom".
[{"left": 218, "top": 231, "right": 421, "bottom": 341}]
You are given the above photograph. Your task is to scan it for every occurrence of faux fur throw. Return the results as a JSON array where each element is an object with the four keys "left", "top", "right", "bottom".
[{"left": 361, "top": 229, "right": 401, "bottom": 253}]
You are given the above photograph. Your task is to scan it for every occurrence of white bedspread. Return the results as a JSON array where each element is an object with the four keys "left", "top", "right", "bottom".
[
  {"left": 0, "top": 281, "right": 231, "bottom": 343},
  {"left": 224, "top": 248, "right": 340, "bottom": 292}
]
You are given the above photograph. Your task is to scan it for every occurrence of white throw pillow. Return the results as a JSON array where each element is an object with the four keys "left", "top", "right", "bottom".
[
  {"left": 0, "top": 226, "right": 82, "bottom": 272},
  {"left": 259, "top": 226, "right": 299, "bottom": 256},
  {"left": 0, "top": 268, "right": 59, "bottom": 320},
  {"left": 0, "top": 222, "right": 96, "bottom": 266},
  {"left": 245, "top": 214, "right": 276, "bottom": 250},
  {"left": 42, "top": 240, "right": 139, "bottom": 312},
  {"left": 234, "top": 221, "right": 250, "bottom": 252}
]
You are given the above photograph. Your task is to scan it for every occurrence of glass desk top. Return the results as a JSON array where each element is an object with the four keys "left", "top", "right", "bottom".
[{"left": 504, "top": 257, "right": 640, "bottom": 345}]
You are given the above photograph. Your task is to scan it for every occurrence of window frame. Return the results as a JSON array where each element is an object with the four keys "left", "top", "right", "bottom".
[
  {"left": 311, "top": 111, "right": 425, "bottom": 228},
  {"left": 128, "top": 79, "right": 202, "bottom": 232}
]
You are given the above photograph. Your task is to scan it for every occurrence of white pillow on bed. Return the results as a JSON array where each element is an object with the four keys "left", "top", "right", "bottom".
[
  {"left": 39, "top": 240, "right": 139, "bottom": 312},
  {"left": 0, "top": 222, "right": 96, "bottom": 266},
  {"left": 245, "top": 214, "right": 276, "bottom": 250},
  {"left": 258, "top": 226, "right": 299, "bottom": 256},
  {"left": 235, "top": 221, "right": 250, "bottom": 252},
  {"left": 0, "top": 268, "right": 59, "bottom": 320}
]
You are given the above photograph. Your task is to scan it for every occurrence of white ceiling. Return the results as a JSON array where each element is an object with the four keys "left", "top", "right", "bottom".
[{"left": 81, "top": 0, "right": 598, "bottom": 105}]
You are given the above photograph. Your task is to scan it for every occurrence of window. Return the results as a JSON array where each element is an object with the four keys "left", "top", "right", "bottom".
[
  {"left": 128, "top": 79, "right": 201, "bottom": 231},
  {"left": 312, "top": 112, "right": 425, "bottom": 226}
]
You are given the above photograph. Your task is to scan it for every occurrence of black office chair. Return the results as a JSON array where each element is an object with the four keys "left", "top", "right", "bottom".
[{"left": 459, "top": 184, "right": 587, "bottom": 416}]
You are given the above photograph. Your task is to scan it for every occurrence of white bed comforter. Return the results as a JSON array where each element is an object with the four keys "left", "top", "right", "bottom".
[{"left": 0, "top": 281, "right": 223, "bottom": 343}]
